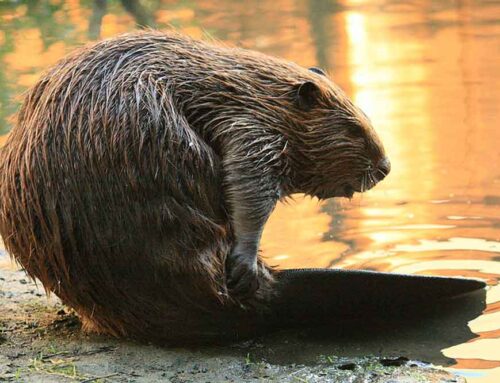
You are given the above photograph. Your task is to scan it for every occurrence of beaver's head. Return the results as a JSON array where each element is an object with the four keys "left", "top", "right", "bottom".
[{"left": 289, "top": 67, "right": 390, "bottom": 200}]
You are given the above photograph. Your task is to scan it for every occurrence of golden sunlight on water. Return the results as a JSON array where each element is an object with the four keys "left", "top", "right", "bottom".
[
  {"left": 264, "top": 1, "right": 500, "bottom": 381},
  {"left": 335, "top": 4, "right": 500, "bottom": 381},
  {"left": 261, "top": 196, "right": 350, "bottom": 268},
  {"left": 0, "top": 0, "right": 498, "bottom": 381}
]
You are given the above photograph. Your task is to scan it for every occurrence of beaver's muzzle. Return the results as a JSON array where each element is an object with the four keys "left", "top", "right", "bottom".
[
  {"left": 348, "top": 156, "right": 391, "bottom": 197},
  {"left": 374, "top": 157, "right": 391, "bottom": 182}
]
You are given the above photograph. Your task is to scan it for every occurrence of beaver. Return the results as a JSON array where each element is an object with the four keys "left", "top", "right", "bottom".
[{"left": 0, "top": 31, "right": 391, "bottom": 343}]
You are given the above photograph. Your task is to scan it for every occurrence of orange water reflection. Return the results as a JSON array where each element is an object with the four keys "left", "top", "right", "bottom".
[{"left": 0, "top": 1, "right": 499, "bottom": 381}]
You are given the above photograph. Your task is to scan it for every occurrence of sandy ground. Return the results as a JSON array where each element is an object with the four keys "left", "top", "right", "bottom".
[{"left": 0, "top": 262, "right": 467, "bottom": 383}]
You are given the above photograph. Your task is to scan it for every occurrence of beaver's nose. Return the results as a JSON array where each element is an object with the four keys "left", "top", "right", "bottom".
[{"left": 375, "top": 157, "right": 391, "bottom": 181}]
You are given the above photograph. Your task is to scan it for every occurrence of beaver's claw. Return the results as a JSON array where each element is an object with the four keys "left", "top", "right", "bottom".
[{"left": 226, "top": 250, "right": 260, "bottom": 301}]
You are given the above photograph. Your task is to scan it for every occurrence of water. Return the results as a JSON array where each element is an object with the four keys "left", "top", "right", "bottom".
[{"left": 0, "top": 1, "right": 499, "bottom": 381}]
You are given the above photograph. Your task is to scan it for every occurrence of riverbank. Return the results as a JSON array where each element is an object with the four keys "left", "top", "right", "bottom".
[{"left": 0, "top": 263, "right": 467, "bottom": 383}]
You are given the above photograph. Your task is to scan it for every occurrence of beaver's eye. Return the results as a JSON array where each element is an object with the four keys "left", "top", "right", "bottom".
[{"left": 347, "top": 124, "right": 364, "bottom": 138}]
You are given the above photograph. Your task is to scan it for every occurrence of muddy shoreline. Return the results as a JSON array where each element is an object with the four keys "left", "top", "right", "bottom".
[{"left": 0, "top": 262, "right": 466, "bottom": 383}]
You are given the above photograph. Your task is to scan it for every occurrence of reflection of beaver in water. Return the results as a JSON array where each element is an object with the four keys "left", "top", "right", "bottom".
[{"left": 0, "top": 31, "right": 389, "bottom": 343}]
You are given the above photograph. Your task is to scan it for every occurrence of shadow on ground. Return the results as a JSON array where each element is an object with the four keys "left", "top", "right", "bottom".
[{"left": 0, "top": 265, "right": 484, "bottom": 382}]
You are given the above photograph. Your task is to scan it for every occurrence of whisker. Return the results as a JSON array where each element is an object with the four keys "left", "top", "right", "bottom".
[
  {"left": 368, "top": 172, "right": 376, "bottom": 189},
  {"left": 376, "top": 168, "right": 387, "bottom": 179}
]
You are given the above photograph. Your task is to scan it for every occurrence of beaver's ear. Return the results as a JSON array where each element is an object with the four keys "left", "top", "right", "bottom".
[
  {"left": 295, "top": 81, "right": 321, "bottom": 111},
  {"left": 308, "top": 67, "right": 326, "bottom": 76}
]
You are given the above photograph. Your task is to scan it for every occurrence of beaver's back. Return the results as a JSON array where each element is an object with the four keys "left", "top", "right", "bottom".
[{"left": 0, "top": 32, "right": 251, "bottom": 341}]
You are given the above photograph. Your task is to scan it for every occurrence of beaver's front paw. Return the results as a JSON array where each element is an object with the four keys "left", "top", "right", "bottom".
[{"left": 226, "top": 249, "right": 259, "bottom": 301}]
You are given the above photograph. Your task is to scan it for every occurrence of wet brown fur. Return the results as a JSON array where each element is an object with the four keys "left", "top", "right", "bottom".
[{"left": 0, "top": 31, "right": 386, "bottom": 343}]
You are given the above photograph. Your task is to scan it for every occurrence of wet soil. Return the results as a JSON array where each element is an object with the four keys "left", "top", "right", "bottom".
[{"left": 0, "top": 266, "right": 465, "bottom": 383}]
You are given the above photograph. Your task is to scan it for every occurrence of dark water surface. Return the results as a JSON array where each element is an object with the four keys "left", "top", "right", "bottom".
[{"left": 0, "top": 1, "right": 499, "bottom": 381}]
